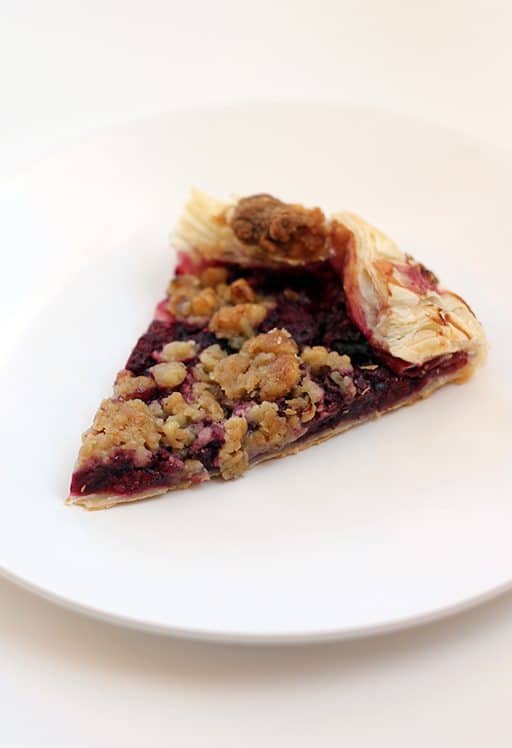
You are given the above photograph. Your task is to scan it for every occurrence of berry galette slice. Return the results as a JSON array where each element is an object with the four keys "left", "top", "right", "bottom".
[{"left": 68, "top": 191, "right": 486, "bottom": 509}]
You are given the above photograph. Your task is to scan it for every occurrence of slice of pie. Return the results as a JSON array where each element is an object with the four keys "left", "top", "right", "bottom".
[{"left": 67, "top": 191, "right": 486, "bottom": 509}]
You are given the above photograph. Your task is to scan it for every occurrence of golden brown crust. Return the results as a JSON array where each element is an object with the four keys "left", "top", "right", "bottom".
[
  {"left": 336, "top": 212, "right": 487, "bottom": 369},
  {"left": 230, "top": 194, "right": 327, "bottom": 261},
  {"left": 66, "top": 485, "right": 186, "bottom": 510},
  {"left": 171, "top": 189, "right": 333, "bottom": 267}
]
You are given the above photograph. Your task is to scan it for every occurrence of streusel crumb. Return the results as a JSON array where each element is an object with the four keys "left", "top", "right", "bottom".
[
  {"left": 229, "top": 278, "right": 256, "bottom": 303},
  {"left": 150, "top": 361, "right": 187, "bottom": 388},
  {"left": 114, "top": 370, "right": 155, "bottom": 400},
  {"left": 211, "top": 329, "right": 301, "bottom": 401},
  {"left": 200, "top": 266, "right": 228, "bottom": 287},
  {"left": 191, "top": 382, "right": 225, "bottom": 421},
  {"left": 218, "top": 416, "right": 249, "bottom": 479},
  {"left": 161, "top": 416, "right": 194, "bottom": 450},
  {"left": 160, "top": 340, "right": 197, "bottom": 362},
  {"left": 184, "top": 459, "right": 208, "bottom": 479},
  {"left": 284, "top": 376, "right": 324, "bottom": 424},
  {"left": 166, "top": 275, "right": 200, "bottom": 318},
  {"left": 167, "top": 275, "right": 222, "bottom": 321},
  {"left": 199, "top": 344, "right": 227, "bottom": 372},
  {"left": 78, "top": 399, "right": 161, "bottom": 465},
  {"left": 188, "top": 287, "right": 220, "bottom": 317},
  {"left": 245, "top": 401, "right": 288, "bottom": 457},
  {"left": 161, "top": 382, "right": 224, "bottom": 424},
  {"left": 244, "top": 328, "right": 298, "bottom": 356},
  {"left": 167, "top": 267, "right": 272, "bottom": 328},
  {"left": 301, "top": 346, "right": 352, "bottom": 373},
  {"left": 209, "top": 302, "right": 267, "bottom": 342}
]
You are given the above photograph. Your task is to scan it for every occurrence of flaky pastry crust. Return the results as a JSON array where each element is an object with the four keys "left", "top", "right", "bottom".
[
  {"left": 174, "top": 190, "right": 486, "bottom": 369},
  {"left": 335, "top": 212, "right": 487, "bottom": 369},
  {"left": 172, "top": 189, "right": 331, "bottom": 267}
]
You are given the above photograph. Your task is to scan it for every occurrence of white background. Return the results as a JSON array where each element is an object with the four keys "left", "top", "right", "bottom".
[{"left": 1, "top": 1, "right": 511, "bottom": 745}]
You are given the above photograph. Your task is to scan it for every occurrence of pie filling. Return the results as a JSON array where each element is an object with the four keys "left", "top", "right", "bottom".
[{"left": 70, "top": 260, "right": 468, "bottom": 500}]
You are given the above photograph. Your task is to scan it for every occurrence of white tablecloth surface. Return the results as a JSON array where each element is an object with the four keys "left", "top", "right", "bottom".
[{"left": 1, "top": 2, "right": 511, "bottom": 745}]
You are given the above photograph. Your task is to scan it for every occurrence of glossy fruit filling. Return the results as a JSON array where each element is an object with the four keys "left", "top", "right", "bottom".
[{"left": 70, "top": 449, "right": 191, "bottom": 496}]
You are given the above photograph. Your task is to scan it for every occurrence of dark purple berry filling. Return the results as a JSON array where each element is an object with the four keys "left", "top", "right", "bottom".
[
  {"left": 247, "top": 263, "right": 375, "bottom": 364},
  {"left": 70, "top": 449, "right": 189, "bottom": 497},
  {"left": 237, "top": 262, "right": 468, "bottom": 441},
  {"left": 126, "top": 320, "right": 220, "bottom": 375},
  {"left": 299, "top": 351, "right": 467, "bottom": 443}
]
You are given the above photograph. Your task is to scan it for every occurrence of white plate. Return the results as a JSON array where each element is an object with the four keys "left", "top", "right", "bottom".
[{"left": 0, "top": 102, "right": 510, "bottom": 643}]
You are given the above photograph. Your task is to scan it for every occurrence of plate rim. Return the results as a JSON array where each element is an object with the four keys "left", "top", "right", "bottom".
[
  {"left": 1, "top": 561, "right": 511, "bottom": 644},
  {"left": 1, "top": 99, "right": 511, "bottom": 643}
]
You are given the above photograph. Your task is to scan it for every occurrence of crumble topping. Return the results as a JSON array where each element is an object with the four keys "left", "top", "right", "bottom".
[
  {"left": 244, "top": 328, "right": 298, "bottom": 357},
  {"left": 199, "top": 266, "right": 229, "bottom": 287},
  {"left": 150, "top": 361, "right": 187, "bottom": 388},
  {"left": 166, "top": 268, "right": 272, "bottom": 339},
  {"left": 148, "top": 400, "right": 164, "bottom": 417},
  {"left": 230, "top": 194, "right": 327, "bottom": 260},
  {"left": 284, "top": 376, "right": 324, "bottom": 424},
  {"left": 187, "top": 287, "right": 220, "bottom": 318},
  {"left": 74, "top": 272, "right": 366, "bottom": 493},
  {"left": 184, "top": 459, "right": 208, "bottom": 480},
  {"left": 167, "top": 275, "right": 201, "bottom": 318},
  {"left": 78, "top": 399, "right": 162, "bottom": 466},
  {"left": 114, "top": 370, "right": 155, "bottom": 400},
  {"left": 210, "top": 329, "right": 301, "bottom": 401},
  {"left": 218, "top": 416, "right": 249, "bottom": 479},
  {"left": 190, "top": 383, "right": 226, "bottom": 422},
  {"left": 245, "top": 401, "right": 289, "bottom": 457},
  {"left": 229, "top": 278, "right": 256, "bottom": 303},
  {"left": 160, "top": 340, "right": 197, "bottom": 362},
  {"left": 301, "top": 346, "right": 352, "bottom": 374},
  {"left": 199, "top": 344, "right": 227, "bottom": 372},
  {"left": 162, "top": 416, "right": 194, "bottom": 450},
  {"left": 162, "top": 384, "right": 224, "bottom": 423},
  {"left": 209, "top": 303, "right": 267, "bottom": 345},
  {"left": 300, "top": 346, "right": 355, "bottom": 401}
]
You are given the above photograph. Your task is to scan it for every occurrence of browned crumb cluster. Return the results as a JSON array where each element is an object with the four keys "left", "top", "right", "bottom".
[
  {"left": 230, "top": 194, "right": 328, "bottom": 261},
  {"left": 76, "top": 224, "right": 360, "bottom": 489},
  {"left": 77, "top": 325, "right": 358, "bottom": 484},
  {"left": 166, "top": 265, "right": 271, "bottom": 345},
  {"left": 209, "top": 329, "right": 301, "bottom": 401},
  {"left": 113, "top": 370, "right": 155, "bottom": 400},
  {"left": 209, "top": 303, "right": 267, "bottom": 345},
  {"left": 218, "top": 416, "right": 249, "bottom": 479},
  {"left": 212, "top": 340, "right": 355, "bottom": 477},
  {"left": 78, "top": 399, "right": 162, "bottom": 466}
]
